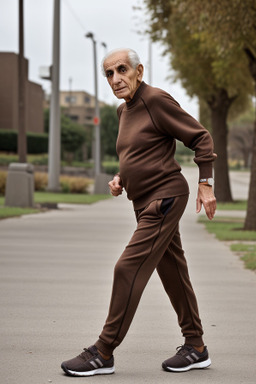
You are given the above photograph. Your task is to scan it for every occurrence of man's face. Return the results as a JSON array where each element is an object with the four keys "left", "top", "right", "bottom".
[{"left": 103, "top": 51, "right": 143, "bottom": 102}]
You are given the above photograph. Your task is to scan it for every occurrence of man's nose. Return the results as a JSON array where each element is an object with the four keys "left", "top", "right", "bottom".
[{"left": 112, "top": 71, "right": 121, "bottom": 85}]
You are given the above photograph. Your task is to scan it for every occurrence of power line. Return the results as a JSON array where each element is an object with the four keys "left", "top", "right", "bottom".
[{"left": 63, "top": 0, "right": 87, "bottom": 32}]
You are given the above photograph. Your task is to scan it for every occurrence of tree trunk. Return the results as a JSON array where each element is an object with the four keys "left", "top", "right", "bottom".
[
  {"left": 244, "top": 118, "right": 256, "bottom": 230},
  {"left": 208, "top": 89, "right": 235, "bottom": 202},
  {"left": 244, "top": 47, "right": 256, "bottom": 230}
]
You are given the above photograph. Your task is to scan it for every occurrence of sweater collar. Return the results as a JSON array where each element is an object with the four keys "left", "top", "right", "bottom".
[{"left": 125, "top": 81, "right": 147, "bottom": 109}]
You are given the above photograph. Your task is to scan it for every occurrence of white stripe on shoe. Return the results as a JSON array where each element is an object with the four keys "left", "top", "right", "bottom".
[
  {"left": 65, "top": 366, "right": 115, "bottom": 377},
  {"left": 165, "top": 358, "right": 211, "bottom": 372}
]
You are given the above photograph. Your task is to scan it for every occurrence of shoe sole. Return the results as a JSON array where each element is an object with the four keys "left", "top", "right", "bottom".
[
  {"left": 61, "top": 363, "right": 115, "bottom": 377},
  {"left": 162, "top": 358, "right": 211, "bottom": 372}
]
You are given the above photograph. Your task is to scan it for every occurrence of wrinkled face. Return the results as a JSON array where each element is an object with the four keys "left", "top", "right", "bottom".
[{"left": 103, "top": 51, "right": 144, "bottom": 102}]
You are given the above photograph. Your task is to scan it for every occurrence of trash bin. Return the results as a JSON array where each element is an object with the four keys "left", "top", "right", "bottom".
[{"left": 5, "top": 163, "right": 34, "bottom": 208}]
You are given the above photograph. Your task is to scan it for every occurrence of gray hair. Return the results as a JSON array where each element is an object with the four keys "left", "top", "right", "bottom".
[{"left": 101, "top": 48, "right": 141, "bottom": 77}]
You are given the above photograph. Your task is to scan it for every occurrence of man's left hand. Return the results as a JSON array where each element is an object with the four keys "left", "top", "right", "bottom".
[{"left": 196, "top": 184, "right": 216, "bottom": 220}]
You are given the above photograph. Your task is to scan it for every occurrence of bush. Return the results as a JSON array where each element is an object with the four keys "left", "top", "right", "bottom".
[
  {"left": 0, "top": 154, "right": 18, "bottom": 166},
  {"left": 27, "top": 132, "right": 48, "bottom": 154},
  {"left": 0, "top": 171, "right": 7, "bottom": 195},
  {"left": 28, "top": 154, "right": 48, "bottom": 165},
  {"left": 0, "top": 130, "right": 48, "bottom": 154},
  {"left": 61, "top": 123, "right": 86, "bottom": 153},
  {"left": 34, "top": 172, "right": 91, "bottom": 194},
  {"left": 34, "top": 173, "right": 48, "bottom": 191},
  {"left": 60, "top": 175, "right": 91, "bottom": 193},
  {"left": 0, "top": 130, "right": 17, "bottom": 152},
  {"left": 102, "top": 162, "right": 120, "bottom": 175}
]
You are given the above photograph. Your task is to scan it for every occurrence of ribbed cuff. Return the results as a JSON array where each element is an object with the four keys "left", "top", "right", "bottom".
[
  {"left": 185, "top": 336, "right": 204, "bottom": 347},
  {"left": 95, "top": 339, "right": 115, "bottom": 356}
]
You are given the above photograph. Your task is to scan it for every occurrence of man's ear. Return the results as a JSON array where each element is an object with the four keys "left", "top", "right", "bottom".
[{"left": 137, "top": 64, "right": 144, "bottom": 82}]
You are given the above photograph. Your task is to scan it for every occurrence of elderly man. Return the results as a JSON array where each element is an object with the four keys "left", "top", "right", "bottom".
[{"left": 61, "top": 48, "right": 216, "bottom": 377}]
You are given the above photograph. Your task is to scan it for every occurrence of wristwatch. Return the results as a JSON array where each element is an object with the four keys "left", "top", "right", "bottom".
[{"left": 199, "top": 178, "right": 214, "bottom": 186}]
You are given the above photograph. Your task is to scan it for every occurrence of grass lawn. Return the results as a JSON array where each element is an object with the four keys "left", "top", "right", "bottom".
[
  {"left": 198, "top": 215, "right": 256, "bottom": 271},
  {"left": 217, "top": 200, "right": 247, "bottom": 211},
  {"left": 0, "top": 206, "right": 40, "bottom": 219},
  {"left": 198, "top": 216, "right": 256, "bottom": 241},
  {"left": 0, "top": 192, "right": 112, "bottom": 219},
  {"left": 34, "top": 192, "right": 112, "bottom": 205},
  {"left": 230, "top": 244, "right": 256, "bottom": 271}
]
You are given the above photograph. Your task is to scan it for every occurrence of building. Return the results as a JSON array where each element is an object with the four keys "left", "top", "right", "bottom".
[
  {"left": 0, "top": 52, "right": 44, "bottom": 134},
  {"left": 59, "top": 90, "right": 106, "bottom": 127}
]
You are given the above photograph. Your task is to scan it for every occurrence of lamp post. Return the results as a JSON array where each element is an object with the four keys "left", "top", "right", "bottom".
[
  {"left": 85, "top": 32, "right": 101, "bottom": 176},
  {"left": 18, "top": 0, "right": 27, "bottom": 163},
  {"left": 101, "top": 42, "right": 107, "bottom": 54},
  {"left": 48, "top": 0, "right": 61, "bottom": 191}
]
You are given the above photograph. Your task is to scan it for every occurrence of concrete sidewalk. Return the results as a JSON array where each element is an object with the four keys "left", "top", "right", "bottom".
[{"left": 0, "top": 168, "right": 255, "bottom": 384}]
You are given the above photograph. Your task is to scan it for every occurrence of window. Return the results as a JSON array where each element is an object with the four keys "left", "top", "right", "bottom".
[
  {"left": 70, "top": 115, "right": 79, "bottom": 121},
  {"left": 65, "top": 95, "right": 77, "bottom": 104}
]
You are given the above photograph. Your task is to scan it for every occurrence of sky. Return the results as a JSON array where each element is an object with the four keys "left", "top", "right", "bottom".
[{"left": 0, "top": 0, "right": 198, "bottom": 118}]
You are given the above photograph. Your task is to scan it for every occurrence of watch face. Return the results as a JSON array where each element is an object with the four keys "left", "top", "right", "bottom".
[{"left": 208, "top": 178, "right": 214, "bottom": 186}]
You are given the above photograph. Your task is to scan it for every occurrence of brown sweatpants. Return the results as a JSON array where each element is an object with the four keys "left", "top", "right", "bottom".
[{"left": 95, "top": 195, "right": 204, "bottom": 356}]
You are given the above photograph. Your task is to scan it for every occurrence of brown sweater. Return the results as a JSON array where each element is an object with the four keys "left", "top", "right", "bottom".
[{"left": 116, "top": 82, "right": 216, "bottom": 210}]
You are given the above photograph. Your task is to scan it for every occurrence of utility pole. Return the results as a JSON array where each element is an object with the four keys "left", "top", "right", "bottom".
[
  {"left": 48, "top": 0, "right": 61, "bottom": 191},
  {"left": 18, "top": 0, "right": 27, "bottom": 163},
  {"left": 86, "top": 32, "right": 101, "bottom": 176}
]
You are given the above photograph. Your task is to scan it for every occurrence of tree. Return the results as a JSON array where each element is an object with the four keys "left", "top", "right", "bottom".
[
  {"left": 142, "top": 0, "right": 253, "bottom": 201},
  {"left": 173, "top": 0, "right": 256, "bottom": 229},
  {"left": 61, "top": 116, "right": 86, "bottom": 164},
  {"left": 44, "top": 108, "right": 86, "bottom": 164},
  {"left": 229, "top": 106, "right": 255, "bottom": 168},
  {"left": 100, "top": 105, "right": 119, "bottom": 160}
]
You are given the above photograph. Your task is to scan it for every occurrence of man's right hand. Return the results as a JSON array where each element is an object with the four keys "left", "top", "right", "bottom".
[{"left": 108, "top": 175, "right": 123, "bottom": 196}]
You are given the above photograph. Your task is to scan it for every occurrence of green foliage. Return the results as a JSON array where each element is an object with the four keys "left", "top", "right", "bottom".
[
  {"left": 44, "top": 108, "right": 86, "bottom": 160},
  {"left": 0, "top": 130, "right": 17, "bottom": 152},
  {"left": 0, "top": 130, "right": 48, "bottom": 154},
  {"left": 100, "top": 105, "right": 119, "bottom": 159},
  {"left": 142, "top": 0, "right": 254, "bottom": 102},
  {"left": 102, "top": 161, "right": 120, "bottom": 175},
  {"left": 61, "top": 116, "right": 86, "bottom": 153},
  {"left": 199, "top": 99, "right": 211, "bottom": 132},
  {"left": 0, "top": 153, "right": 18, "bottom": 165},
  {"left": 27, "top": 132, "right": 48, "bottom": 153},
  {"left": 44, "top": 108, "right": 50, "bottom": 133},
  {"left": 229, "top": 102, "right": 255, "bottom": 125}
]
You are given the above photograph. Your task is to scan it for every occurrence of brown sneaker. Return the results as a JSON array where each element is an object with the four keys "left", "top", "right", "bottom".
[
  {"left": 162, "top": 345, "right": 211, "bottom": 372},
  {"left": 61, "top": 345, "right": 115, "bottom": 377}
]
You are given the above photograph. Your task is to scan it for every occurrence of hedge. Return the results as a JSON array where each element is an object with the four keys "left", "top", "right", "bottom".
[
  {"left": 0, "top": 171, "right": 92, "bottom": 195},
  {"left": 0, "top": 130, "right": 48, "bottom": 154}
]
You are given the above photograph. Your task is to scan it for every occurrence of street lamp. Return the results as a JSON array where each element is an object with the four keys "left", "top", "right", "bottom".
[
  {"left": 85, "top": 32, "right": 101, "bottom": 176},
  {"left": 101, "top": 42, "right": 107, "bottom": 54}
]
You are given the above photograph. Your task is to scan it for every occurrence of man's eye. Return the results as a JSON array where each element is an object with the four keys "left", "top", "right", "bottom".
[
  {"left": 106, "top": 72, "right": 113, "bottom": 78},
  {"left": 119, "top": 66, "right": 127, "bottom": 73}
]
